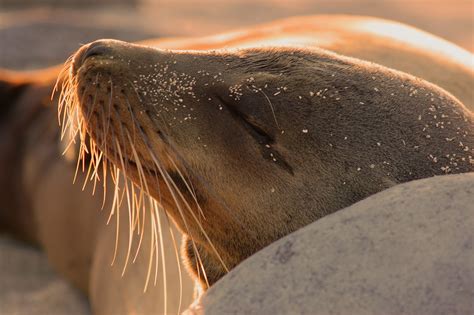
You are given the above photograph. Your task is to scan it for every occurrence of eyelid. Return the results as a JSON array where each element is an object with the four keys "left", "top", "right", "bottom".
[
  {"left": 216, "top": 95, "right": 274, "bottom": 144},
  {"left": 215, "top": 94, "right": 294, "bottom": 175},
  {"left": 239, "top": 114, "right": 274, "bottom": 144}
]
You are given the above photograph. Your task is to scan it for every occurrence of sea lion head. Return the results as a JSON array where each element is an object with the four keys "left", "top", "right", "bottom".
[{"left": 64, "top": 39, "right": 473, "bottom": 287}]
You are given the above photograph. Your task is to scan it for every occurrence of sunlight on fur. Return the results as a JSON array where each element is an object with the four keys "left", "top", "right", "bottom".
[{"left": 54, "top": 54, "right": 228, "bottom": 314}]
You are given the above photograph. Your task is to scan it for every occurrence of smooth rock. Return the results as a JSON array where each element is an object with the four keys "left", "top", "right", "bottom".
[{"left": 189, "top": 173, "right": 474, "bottom": 315}]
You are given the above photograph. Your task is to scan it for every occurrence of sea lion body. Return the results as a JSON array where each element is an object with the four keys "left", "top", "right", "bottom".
[{"left": 1, "top": 15, "right": 473, "bottom": 313}]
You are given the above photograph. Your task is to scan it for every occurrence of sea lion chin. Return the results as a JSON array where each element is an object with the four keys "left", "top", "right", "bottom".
[{"left": 65, "top": 38, "right": 474, "bottom": 288}]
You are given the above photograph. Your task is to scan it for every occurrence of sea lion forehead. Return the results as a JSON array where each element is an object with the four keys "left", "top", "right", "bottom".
[{"left": 76, "top": 40, "right": 332, "bottom": 75}]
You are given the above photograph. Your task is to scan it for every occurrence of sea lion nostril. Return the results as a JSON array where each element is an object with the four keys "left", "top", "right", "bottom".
[
  {"left": 83, "top": 43, "right": 112, "bottom": 60},
  {"left": 72, "top": 42, "right": 113, "bottom": 73}
]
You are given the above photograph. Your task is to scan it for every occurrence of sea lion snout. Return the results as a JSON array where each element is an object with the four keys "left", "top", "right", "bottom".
[{"left": 72, "top": 39, "right": 123, "bottom": 74}]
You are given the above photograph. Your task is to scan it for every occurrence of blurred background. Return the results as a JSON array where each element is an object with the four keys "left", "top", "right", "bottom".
[{"left": 1, "top": 0, "right": 473, "bottom": 70}]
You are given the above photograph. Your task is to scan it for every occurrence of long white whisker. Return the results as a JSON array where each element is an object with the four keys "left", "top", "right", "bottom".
[{"left": 256, "top": 87, "right": 280, "bottom": 130}]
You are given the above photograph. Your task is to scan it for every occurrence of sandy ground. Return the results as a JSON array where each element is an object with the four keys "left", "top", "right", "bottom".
[
  {"left": 0, "top": 0, "right": 473, "bottom": 70},
  {"left": 0, "top": 237, "right": 90, "bottom": 315}
]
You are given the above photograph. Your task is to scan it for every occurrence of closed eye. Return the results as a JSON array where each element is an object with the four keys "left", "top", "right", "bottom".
[
  {"left": 216, "top": 95, "right": 294, "bottom": 175},
  {"left": 215, "top": 95, "right": 273, "bottom": 145}
]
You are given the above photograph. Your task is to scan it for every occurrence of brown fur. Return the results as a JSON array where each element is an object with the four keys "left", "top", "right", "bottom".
[
  {"left": 0, "top": 69, "right": 57, "bottom": 243},
  {"left": 142, "top": 15, "right": 473, "bottom": 111}
]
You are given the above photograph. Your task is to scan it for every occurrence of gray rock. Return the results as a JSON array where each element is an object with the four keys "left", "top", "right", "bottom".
[
  {"left": 189, "top": 173, "right": 474, "bottom": 315},
  {"left": 0, "top": 237, "right": 90, "bottom": 315}
]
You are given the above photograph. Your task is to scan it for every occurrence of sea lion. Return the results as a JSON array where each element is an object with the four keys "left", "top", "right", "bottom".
[
  {"left": 2, "top": 15, "right": 473, "bottom": 313},
  {"left": 64, "top": 23, "right": 473, "bottom": 289},
  {"left": 0, "top": 67, "right": 60, "bottom": 244}
]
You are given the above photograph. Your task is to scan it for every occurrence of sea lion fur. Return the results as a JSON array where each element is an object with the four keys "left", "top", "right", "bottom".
[{"left": 67, "top": 33, "right": 473, "bottom": 287}]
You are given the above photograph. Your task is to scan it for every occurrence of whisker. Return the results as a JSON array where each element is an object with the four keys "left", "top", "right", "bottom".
[
  {"left": 110, "top": 168, "right": 122, "bottom": 267},
  {"left": 123, "top": 88, "right": 228, "bottom": 283},
  {"left": 123, "top": 91, "right": 209, "bottom": 292},
  {"left": 144, "top": 210, "right": 156, "bottom": 292},
  {"left": 59, "top": 58, "right": 237, "bottom": 311},
  {"left": 256, "top": 87, "right": 280, "bottom": 130},
  {"left": 166, "top": 214, "right": 184, "bottom": 314},
  {"left": 166, "top": 154, "right": 206, "bottom": 219},
  {"left": 153, "top": 200, "right": 168, "bottom": 315}
]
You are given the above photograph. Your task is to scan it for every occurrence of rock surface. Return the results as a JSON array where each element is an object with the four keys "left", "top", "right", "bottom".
[{"left": 189, "top": 173, "right": 474, "bottom": 315}]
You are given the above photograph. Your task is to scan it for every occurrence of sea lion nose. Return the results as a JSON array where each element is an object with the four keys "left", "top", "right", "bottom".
[
  {"left": 83, "top": 41, "right": 113, "bottom": 60},
  {"left": 72, "top": 40, "right": 114, "bottom": 73}
]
